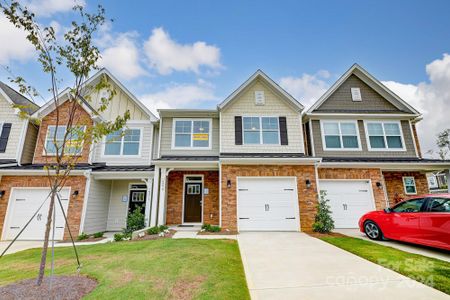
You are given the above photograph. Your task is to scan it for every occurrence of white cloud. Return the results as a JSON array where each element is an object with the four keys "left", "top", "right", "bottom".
[
  {"left": 279, "top": 71, "right": 330, "bottom": 108},
  {"left": 382, "top": 53, "right": 450, "bottom": 157},
  {"left": 0, "top": 15, "right": 35, "bottom": 64},
  {"left": 143, "top": 27, "right": 222, "bottom": 75},
  {"left": 140, "top": 80, "right": 218, "bottom": 114},
  {"left": 98, "top": 32, "right": 147, "bottom": 80},
  {"left": 25, "top": 0, "right": 85, "bottom": 17}
]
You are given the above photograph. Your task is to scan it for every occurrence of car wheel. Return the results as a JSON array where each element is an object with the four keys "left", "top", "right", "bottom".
[{"left": 364, "top": 221, "right": 383, "bottom": 240}]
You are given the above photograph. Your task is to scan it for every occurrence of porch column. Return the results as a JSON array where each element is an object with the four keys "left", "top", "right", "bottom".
[
  {"left": 157, "top": 167, "right": 168, "bottom": 225},
  {"left": 446, "top": 169, "right": 450, "bottom": 194},
  {"left": 144, "top": 176, "right": 153, "bottom": 227},
  {"left": 149, "top": 166, "right": 160, "bottom": 227}
]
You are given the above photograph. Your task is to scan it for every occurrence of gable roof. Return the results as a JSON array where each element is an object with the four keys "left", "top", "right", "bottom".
[
  {"left": 306, "top": 64, "right": 421, "bottom": 116},
  {"left": 33, "top": 68, "right": 158, "bottom": 122},
  {"left": 0, "top": 81, "right": 40, "bottom": 114},
  {"left": 218, "top": 69, "right": 304, "bottom": 112}
]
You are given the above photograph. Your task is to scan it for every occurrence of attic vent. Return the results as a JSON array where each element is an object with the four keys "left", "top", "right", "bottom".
[
  {"left": 255, "top": 91, "right": 265, "bottom": 105},
  {"left": 351, "top": 88, "right": 362, "bottom": 102}
]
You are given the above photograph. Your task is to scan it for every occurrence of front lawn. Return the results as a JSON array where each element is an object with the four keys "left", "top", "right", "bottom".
[
  {"left": 0, "top": 239, "right": 250, "bottom": 299},
  {"left": 316, "top": 235, "right": 450, "bottom": 295}
]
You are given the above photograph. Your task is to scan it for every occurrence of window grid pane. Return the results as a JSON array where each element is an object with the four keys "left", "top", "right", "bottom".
[
  {"left": 174, "top": 120, "right": 210, "bottom": 148},
  {"left": 367, "top": 122, "right": 403, "bottom": 149},
  {"left": 323, "top": 122, "right": 359, "bottom": 149}
]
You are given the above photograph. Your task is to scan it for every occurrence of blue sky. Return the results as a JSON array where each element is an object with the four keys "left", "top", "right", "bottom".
[{"left": 1, "top": 0, "right": 449, "bottom": 155}]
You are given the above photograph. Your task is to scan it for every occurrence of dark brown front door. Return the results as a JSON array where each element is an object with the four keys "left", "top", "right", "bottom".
[{"left": 184, "top": 182, "right": 202, "bottom": 223}]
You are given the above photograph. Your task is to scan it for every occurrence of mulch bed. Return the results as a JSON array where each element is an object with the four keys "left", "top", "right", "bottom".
[
  {"left": 307, "top": 231, "right": 347, "bottom": 238},
  {"left": 133, "top": 229, "right": 176, "bottom": 241},
  {"left": 197, "top": 230, "right": 238, "bottom": 235},
  {"left": 0, "top": 275, "right": 97, "bottom": 300},
  {"left": 62, "top": 237, "right": 106, "bottom": 243}
]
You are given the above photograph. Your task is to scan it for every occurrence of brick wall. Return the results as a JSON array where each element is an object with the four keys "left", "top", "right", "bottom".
[
  {"left": 0, "top": 175, "right": 87, "bottom": 240},
  {"left": 221, "top": 165, "right": 319, "bottom": 232},
  {"left": 166, "top": 170, "right": 219, "bottom": 225},
  {"left": 383, "top": 171, "right": 429, "bottom": 205},
  {"left": 318, "top": 168, "right": 387, "bottom": 210},
  {"left": 33, "top": 100, "right": 93, "bottom": 164}
]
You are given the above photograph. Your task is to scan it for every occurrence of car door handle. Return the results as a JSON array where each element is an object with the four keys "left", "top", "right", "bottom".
[{"left": 406, "top": 216, "right": 418, "bottom": 220}]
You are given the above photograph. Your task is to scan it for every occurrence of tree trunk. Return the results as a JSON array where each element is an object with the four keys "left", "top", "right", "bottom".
[{"left": 36, "top": 189, "right": 56, "bottom": 286}]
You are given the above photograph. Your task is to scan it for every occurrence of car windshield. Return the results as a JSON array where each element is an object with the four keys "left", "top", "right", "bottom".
[
  {"left": 392, "top": 198, "right": 425, "bottom": 213},
  {"left": 429, "top": 197, "right": 450, "bottom": 212}
]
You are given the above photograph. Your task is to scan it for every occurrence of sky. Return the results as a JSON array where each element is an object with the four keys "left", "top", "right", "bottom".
[{"left": 1, "top": 0, "right": 450, "bottom": 157}]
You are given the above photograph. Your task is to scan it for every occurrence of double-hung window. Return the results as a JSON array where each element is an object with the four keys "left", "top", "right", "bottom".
[
  {"left": 403, "top": 177, "right": 417, "bottom": 195},
  {"left": 322, "top": 121, "right": 360, "bottom": 150},
  {"left": 45, "top": 125, "right": 85, "bottom": 155},
  {"left": 366, "top": 121, "right": 404, "bottom": 150},
  {"left": 243, "top": 116, "right": 280, "bottom": 145},
  {"left": 104, "top": 128, "right": 141, "bottom": 156},
  {"left": 173, "top": 119, "right": 211, "bottom": 149}
]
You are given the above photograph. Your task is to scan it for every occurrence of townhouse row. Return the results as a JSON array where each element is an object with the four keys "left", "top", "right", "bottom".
[{"left": 0, "top": 65, "right": 449, "bottom": 240}]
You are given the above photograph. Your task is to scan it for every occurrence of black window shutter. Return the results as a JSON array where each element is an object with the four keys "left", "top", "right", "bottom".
[
  {"left": 235, "top": 116, "right": 243, "bottom": 145},
  {"left": 279, "top": 117, "right": 288, "bottom": 145},
  {"left": 0, "top": 123, "right": 12, "bottom": 153}
]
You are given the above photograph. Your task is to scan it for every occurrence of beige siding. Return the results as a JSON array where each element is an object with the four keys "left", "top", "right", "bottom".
[
  {"left": 221, "top": 80, "right": 304, "bottom": 153},
  {"left": 83, "top": 179, "right": 111, "bottom": 233},
  {"left": 159, "top": 117, "right": 220, "bottom": 156},
  {"left": 106, "top": 180, "right": 134, "bottom": 231},
  {"left": 20, "top": 122, "right": 38, "bottom": 164},
  {"left": 311, "top": 119, "right": 417, "bottom": 157},
  {"left": 0, "top": 95, "right": 25, "bottom": 160},
  {"left": 152, "top": 125, "right": 159, "bottom": 159}
]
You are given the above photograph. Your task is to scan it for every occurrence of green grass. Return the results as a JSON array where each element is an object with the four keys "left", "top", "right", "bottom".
[
  {"left": 0, "top": 239, "right": 250, "bottom": 299},
  {"left": 317, "top": 235, "right": 450, "bottom": 295}
]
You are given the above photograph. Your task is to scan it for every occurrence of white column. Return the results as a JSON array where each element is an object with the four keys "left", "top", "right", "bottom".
[
  {"left": 157, "top": 168, "right": 167, "bottom": 225},
  {"left": 144, "top": 177, "right": 152, "bottom": 227},
  {"left": 149, "top": 166, "right": 160, "bottom": 227}
]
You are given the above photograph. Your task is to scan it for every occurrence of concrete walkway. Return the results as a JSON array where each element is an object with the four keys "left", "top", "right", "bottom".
[
  {"left": 238, "top": 232, "right": 449, "bottom": 300},
  {"left": 335, "top": 229, "right": 450, "bottom": 262}
]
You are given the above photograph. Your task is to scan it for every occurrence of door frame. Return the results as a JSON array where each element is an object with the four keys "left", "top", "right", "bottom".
[
  {"left": 182, "top": 174, "right": 204, "bottom": 225},
  {"left": 126, "top": 182, "right": 148, "bottom": 220},
  {"left": 2, "top": 187, "right": 71, "bottom": 240},
  {"left": 236, "top": 176, "right": 300, "bottom": 232}
]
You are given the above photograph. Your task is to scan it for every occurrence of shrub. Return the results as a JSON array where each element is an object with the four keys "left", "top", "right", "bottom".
[
  {"left": 123, "top": 207, "right": 145, "bottom": 235},
  {"left": 159, "top": 225, "right": 169, "bottom": 232},
  {"left": 312, "top": 191, "right": 335, "bottom": 233},
  {"left": 202, "top": 224, "right": 221, "bottom": 232},
  {"left": 146, "top": 226, "right": 160, "bottom": 235},
  {"left": 114, "top": 233, "right": 124, "bottom": 242},
  {"left": 77, "top": 232, "right": 89, "bottom": 241},
  {"left": 93, "top": 231, "right": 104, "bottom": 238}
]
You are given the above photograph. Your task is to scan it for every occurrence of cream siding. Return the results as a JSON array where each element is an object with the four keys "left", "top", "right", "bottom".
[
  {"left": 220, "top": 80, "right": 304, "bottom": 153},
  {"left": 159, "top": 117, "right": 220, "bottom": 156},
  {"left": 152, "top": 125, "right": 160, "bottom": 159},
  {"left": 0, "top": 95, "right": 25, "bottom": 160},
  {"left": 106, "top": 180, "right": 135, "bottom": 231},
  {"left": 83, "top": 179, "right": 112, "bottom": 233},
  {"left": 20, "top": 122, "right": 39, "bottom": 164}
]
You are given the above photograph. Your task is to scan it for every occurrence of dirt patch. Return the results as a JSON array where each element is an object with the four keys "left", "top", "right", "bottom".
[
  {"left": 197, "top": 231, "right": 238, "bottom": 235},
  {"left": 0, "top": 275, "right": 97, "bottom": 300},
  {"left": 169, "top": 276, "right": 206, "bottom": 300},
  {"left": 133, "top": 230, "right": 176, "bottom": 241},
  {"left": 307, "top": 231, "right": 347, "bottom": 238}
]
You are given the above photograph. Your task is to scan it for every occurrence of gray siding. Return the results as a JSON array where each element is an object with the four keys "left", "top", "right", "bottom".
[
  {"left": 314, "top": 75, "right": 410, "bottom": 113},
  {"left": 159, "top": 117, "right": 220, "bottom": 156},
  {"left": 83, "top": 179, "right": 112, "bottom": 234},
  {"left": 312, "top": 119, "right": 417, "bottom": 158},
  {"left": 20, "top": 123, "right": 38, "bottom": 164}
]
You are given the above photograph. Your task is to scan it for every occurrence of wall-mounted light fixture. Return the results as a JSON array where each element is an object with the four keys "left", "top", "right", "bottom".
[
  {"left": 72, "top": 190, "right": 79, "bottom": 197},
  {"left": 227, "top": 180, "right": 232, "bottom": 188},
  {"left": 376, "top": 182, "right": 383, "bottom": 189},
  {"left": 0, "top": 190, "right": 5, "bottom": 198},
  {"left": 305, "top": 179, "right": 311, "bottom": 189}
]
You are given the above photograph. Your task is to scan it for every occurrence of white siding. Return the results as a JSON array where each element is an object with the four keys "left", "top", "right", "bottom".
[
  {"left": 106, "top": 180, "right": 132, "bottom": 231},
  {"left": 83, "top": 179, "right": 112, "bottom": 233},
  {"left": 0, "top": 94, "right": 25, "bottom": 160},
  {"left": 221, "top": 80, "right": 304, "bottom": 153}
]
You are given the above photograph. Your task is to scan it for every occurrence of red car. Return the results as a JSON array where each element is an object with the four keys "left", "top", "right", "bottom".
[{"left": 359, "top": 194, "right": 450, "bottom": 251}]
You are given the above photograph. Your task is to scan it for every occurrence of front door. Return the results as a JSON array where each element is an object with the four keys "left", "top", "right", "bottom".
[
  {"left": 129, "top": 189, "right": 147, "bottom": 215},
  {"left": 184, "top": 182, "right": 202, "bottom": 223}
]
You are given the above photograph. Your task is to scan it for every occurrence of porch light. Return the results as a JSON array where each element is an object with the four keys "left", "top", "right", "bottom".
[
  {"left": 227, "top": 180, "right": 232, "bottom": 188},
  {"left": 305, "top": 179, "right": 311, "bottom": 189},
  {"left": 376, "top": 182, "right": 383, "bottom": 189},
  {"left": 0, "top": 190, "right": 4, "bottom": 198},
  {"left": 72, "top": 190, "right": 79, "bottom": 197}
]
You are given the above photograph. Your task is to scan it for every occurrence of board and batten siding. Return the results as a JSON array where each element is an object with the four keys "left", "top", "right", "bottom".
[
  {"left": 311, "top": 119, "right": 417, "bottom": 158},
  {"left": 0, "top": 94, "right": 25, "bottom": 160},
  {"left": 159, "top": 117, "right": 220, "bottom": 156},
  {"left": 220, "top": 80, "right": 304, "bottom": 153},
  {"left": 106, "top": 180, "right": 134, "bottom": 231},
  {"left": 83, "top": 179, "right": 112, "bottom": 233}
]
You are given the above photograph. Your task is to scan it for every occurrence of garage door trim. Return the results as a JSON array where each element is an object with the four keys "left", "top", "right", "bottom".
[{"left": 236, "top": 176, "right": 300, "bottom": 232}]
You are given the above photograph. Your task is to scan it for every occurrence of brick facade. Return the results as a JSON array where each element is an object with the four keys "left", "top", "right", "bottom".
[
  {"left": 318, "top": 168, "right": 387, "bottom": 210},
  {"left": 221, "top": 164, "right": 319, "bottom": 232},
  {"left": 0, "top": 175, "right": 87, "bottom": 240},
  {"left": 33, "top": 100, "right": 93, "bottom": 164},
  {"left": 382, "top": 171, "right": 429, "bottom": 205},
  {"left": 166, "top": 170, "right": 219, "bottom": 225}
]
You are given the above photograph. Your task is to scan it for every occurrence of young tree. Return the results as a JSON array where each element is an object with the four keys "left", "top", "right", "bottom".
[
  {"left": 0, "top": 1, "right": 129, "bottom": 285},
  {"left": 313, "top": 191, "right": 335, "bottom": 233},
  {"left": 436, "top": 129, "right": 450, "bottom": 159}
]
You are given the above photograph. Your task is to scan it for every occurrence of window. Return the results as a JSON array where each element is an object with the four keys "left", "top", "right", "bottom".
[
  {"left": 366, "top": 121, "right": 404, "bottom": 150},
  {"left": 45, "top": 125, "right": 85, "bottom": 155},
  {"left": 173, "top": 119, "right": 211, "bottom": 149},
  {"left": 428, "top": 198, "right": 450, "bottom": 213},
  {"left": 322, "top": 121, "right": 360, "bottom": 150},
  {"left": 243, "top": 116, "right": 280, "bottom": 145},
  {"left": 186, "top": 184, "right": 201, "bottom": 195},
  {"left": 392, "top": 198, "right": 425, "bottom": 213},
  {"left": 403, "top": 176, "right": 417, "bottom": 195},
  {"left": 104, "top": 128, "right": 141, "bottom": 156}
]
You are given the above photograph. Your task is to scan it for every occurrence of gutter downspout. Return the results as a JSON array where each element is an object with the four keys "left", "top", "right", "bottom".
[{"left": 314, "top": 160, "right": 321, "bottom": 197}]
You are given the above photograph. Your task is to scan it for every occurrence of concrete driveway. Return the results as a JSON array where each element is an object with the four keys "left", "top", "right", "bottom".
[
  {"left": 238, "top": 232, "right": 448, "bottom": 300},
  {"left": 0, "top": 241, "right": 42, "bottom": 255}
]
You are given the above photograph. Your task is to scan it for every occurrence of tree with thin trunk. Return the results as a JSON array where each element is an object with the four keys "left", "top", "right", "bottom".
[{"left": 0, "top": 1, "right": 129, "bottom": 285}]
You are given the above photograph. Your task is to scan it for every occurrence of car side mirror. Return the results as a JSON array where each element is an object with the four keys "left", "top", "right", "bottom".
[{"left": 384, "top": 208, "right": 392, "bottom": 213}]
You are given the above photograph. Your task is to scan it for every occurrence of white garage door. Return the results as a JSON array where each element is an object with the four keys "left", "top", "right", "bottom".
[
  {"left": 319, "top": 180, "right": 375, "bottom": 228},
  {"left": 237, "top": 177, "right": 299, "bottom": 231},
  {"left": 3, "top": 188, "right": 70, "bottom": 240}
]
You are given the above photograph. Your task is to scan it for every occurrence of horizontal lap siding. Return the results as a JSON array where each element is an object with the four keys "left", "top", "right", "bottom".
[{"left": 83, "top": 179, "right": 111, "bottom": 234}]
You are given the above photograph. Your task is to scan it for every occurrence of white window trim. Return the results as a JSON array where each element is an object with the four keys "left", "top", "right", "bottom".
[
  {"left": 102, "top": 127, "right": 143, "bottom": 157},
  {"left": 320, "top": 120, "right": 362, "bottom": 151},
  {"left": 242, "top": 116, "right": 281, "bottom": 145},
  {"left": 403, "top": 176, "right": 417, "bottom": 195},
  {"left": 364, "top": 120, "right": 406, "bottom": 152},
  {"left": 43, "top": 125, "right": 86, "bottom": 156},
  {"left": 171, "top": 118, "right": 212, "bottom": 150}
]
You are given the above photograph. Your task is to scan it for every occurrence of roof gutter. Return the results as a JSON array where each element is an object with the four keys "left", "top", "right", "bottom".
[{"left": 220, "top": 157, "right": 322, "bottom": 165}]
